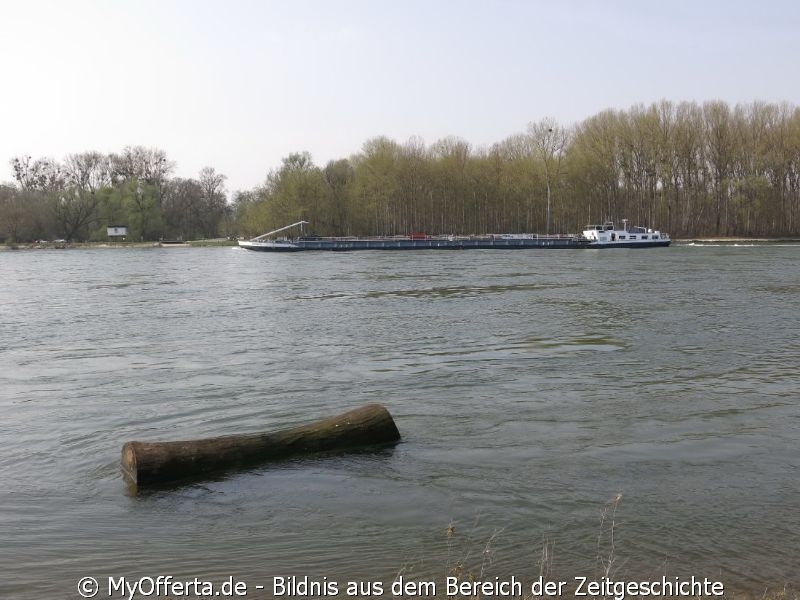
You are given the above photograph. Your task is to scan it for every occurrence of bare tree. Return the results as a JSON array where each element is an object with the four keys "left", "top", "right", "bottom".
[
  {"left": 198, "top": 167, "right": 228, "bottom": 238},
  {"left": 528, "top": 118, "right": 569, "bottom": 233},
  {"left": 63, "top": 152, "right": 111, "bottom": 192},
  {"left": 9, "top": 156, "right": 65, "bottom": 192},
  {"left": 110, "top": 146, "right": 173, "bottom": 186}
]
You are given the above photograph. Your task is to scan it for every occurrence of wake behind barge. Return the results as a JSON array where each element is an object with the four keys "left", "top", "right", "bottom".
[{"left": 238, "top": 221, "right": 590, "bottom": 252}]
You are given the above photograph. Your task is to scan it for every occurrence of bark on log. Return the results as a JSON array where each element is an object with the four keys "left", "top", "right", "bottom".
[{"left": 121, "top": 403, "right": 400, "bottom": 487}]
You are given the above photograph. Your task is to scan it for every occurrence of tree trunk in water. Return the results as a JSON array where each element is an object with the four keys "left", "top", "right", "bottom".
[{"left": 122, "top": 404, "right": 400, "bottom": 487}]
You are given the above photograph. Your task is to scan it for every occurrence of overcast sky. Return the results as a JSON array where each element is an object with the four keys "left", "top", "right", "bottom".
[{"left": 1, "top": 0, "right": 798, "bottom": 194}]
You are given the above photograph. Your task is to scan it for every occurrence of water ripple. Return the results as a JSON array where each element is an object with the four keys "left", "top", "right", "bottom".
[{"left": 1, "top": 245, "right": 798, "bottom": 595}]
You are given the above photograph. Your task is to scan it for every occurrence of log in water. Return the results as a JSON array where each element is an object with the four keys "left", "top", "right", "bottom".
[{"left": 121, "top": 403, "right": 401, "bottom": 486}]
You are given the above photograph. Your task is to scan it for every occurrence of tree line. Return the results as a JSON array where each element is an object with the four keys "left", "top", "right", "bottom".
[
  {"left": 236, "top": 100, "right": 800, "bottom": 239},
  {"left": 3, "top": 100, "right": 800, "bottom": 243},
  {"left": 0, "top": 146, "right": 229, "bottom": 243}
]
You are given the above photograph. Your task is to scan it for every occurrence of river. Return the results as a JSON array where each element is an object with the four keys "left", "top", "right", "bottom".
[{"left": 1, "top": 244, "right": 798, "bottom": 598}]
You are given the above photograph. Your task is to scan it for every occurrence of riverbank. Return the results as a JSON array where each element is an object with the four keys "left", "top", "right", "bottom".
[{"left": 0, "top": 239, "right": 238, "bottom": 250}]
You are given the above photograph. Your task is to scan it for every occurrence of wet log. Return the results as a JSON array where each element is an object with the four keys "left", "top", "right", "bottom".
[{"left": 121, "top": 403, "right": 400, "bottom": 487}]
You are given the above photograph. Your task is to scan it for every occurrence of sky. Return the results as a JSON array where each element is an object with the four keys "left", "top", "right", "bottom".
[{"left": 1, "top": 0, "right": 798, "bottom": 195}]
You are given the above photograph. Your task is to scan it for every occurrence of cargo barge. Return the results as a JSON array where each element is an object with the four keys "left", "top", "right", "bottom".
[
  {"left": 238, "top": 220, "right": 670, "bottom": 252},
  {"left": 238, "top": 221, "right": 589, "bottom": 252}
]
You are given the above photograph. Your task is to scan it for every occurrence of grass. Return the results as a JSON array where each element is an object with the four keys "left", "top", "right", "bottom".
[
  {"left": 387, "top": 494, "right": 795, "bottom": 600},
  {"left": 597, "top": 492, "right": 624, "bottom": 580}
]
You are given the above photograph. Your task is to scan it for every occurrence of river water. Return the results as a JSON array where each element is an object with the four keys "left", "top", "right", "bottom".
[{"left": 1, "top": 244, "right": 798, "bottom": 598}]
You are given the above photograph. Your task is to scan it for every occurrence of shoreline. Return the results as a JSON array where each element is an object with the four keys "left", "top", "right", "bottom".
[{"left": 0, "top": 239, "right": 237, "bottom": 251}]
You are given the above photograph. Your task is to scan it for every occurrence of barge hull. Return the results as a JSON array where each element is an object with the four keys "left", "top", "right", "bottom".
[
  {"left": 587, "top": 240, "right": 671, "bottom": 249},
  {"left": 240, "top": 238, "right": 590, "bottom": 251}
]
